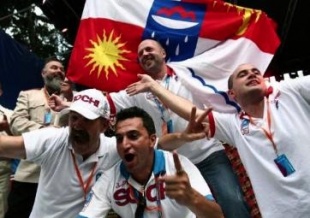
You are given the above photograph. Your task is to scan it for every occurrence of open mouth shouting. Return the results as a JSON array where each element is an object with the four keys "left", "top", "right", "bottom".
[
  {"left": 70, "top": 129, "right": 90, "bottom": 144},
  {"left": 124, "top": 153, "right": 135, "bottom": 163},
  {"left": 123, "top": 152, "right": 137, "bottom": 170}
]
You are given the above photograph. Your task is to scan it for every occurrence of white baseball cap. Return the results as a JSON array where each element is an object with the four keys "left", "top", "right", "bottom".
[{"left": 68, "top": 89, "right": 110, "bottom": 120}]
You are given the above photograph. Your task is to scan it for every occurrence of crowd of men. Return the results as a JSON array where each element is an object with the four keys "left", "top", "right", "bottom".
[{"left": 0, "top": 38, "right": 309, "bottom": 218}]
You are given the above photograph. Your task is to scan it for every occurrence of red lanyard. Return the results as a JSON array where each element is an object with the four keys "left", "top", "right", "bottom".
[
  {"left": 248, "top": 99, "right": 279, "bottom": 156},
  {"left": 70, "top": 151, "right": 97, "bottom": 199}
]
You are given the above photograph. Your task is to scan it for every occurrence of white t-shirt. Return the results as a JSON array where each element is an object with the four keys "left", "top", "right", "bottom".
[
  {"left": 209, "top": 76, "right": 310, "bottom": 218},
  {"left": 109, "top": 72, "right": 223, "bottom": 164},
  {"left": 78, "top": 149, "right": 213, "bottom": 218},
  {"left": 23, "top": 127, "right": 120, "bottom": 218}
]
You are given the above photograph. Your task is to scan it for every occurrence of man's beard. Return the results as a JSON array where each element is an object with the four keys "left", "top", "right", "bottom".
[
  {"left": 44, "top": 75, "right": 63, "bottom": 92},
  {"left": 69, "top": 129, "right": 90, "bottom": 144},
  {"left": 142, "top": 56, "right": 163, "bottom": 75}
]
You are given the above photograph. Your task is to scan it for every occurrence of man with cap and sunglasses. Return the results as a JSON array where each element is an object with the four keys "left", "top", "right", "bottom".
[{"left": 0, "top": 89, "right": 119, "bottom": 218}]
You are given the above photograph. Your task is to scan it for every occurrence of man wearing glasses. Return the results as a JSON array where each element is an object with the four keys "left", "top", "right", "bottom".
[{"left": 77, "top": 107, "right": 223, "bottom": 218}]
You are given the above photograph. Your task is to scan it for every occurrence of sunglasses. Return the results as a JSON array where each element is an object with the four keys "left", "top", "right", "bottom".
[{"left": 135, "top": 193, "right": 146, "bottom": 218}]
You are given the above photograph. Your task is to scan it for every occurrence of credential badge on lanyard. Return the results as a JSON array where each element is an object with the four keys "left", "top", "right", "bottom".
[{"left": 241, "top": 119, "right": 250, "bottom": 135}]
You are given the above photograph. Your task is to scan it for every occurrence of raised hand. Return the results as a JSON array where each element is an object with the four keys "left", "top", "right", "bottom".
[
  {"left": 161, "top": 150, "right": 223, "bottom": 218},
  {"left": 194, "top": 107, "right": 212, "bottom": 140},
  {"left": 48, "top": 94, "right": 68, "bottom": 112},
  {"left": 180, "top": 107, "right": 212, "bottom": 142},
  {"left": 126, "top": 74, "right": 158, "bottom": 96},
  {"left": 160, "top": 151, "right": 194, "bottom": 206}
]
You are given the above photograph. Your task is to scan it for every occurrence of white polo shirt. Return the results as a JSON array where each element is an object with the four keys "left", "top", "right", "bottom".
[
  {"left": 78, "top": 149, "right": 213, "bottom": 218},
  {"left": 23, "top": 127, "right": 120, "bottom": 218},
  {"left": 209, "top": 76, "right": 310, "bottom": 218},
  {"left": 108, "top": 72, "right": 223, "bottom": 164}
]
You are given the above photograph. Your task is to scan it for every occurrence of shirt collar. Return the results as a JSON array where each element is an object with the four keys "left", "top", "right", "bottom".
[
  {"left": 166, "top": 66, "right": 175, "bottom": 77},
  {"left": 120, "top": 149, "right": 166, "bottom": 180}
]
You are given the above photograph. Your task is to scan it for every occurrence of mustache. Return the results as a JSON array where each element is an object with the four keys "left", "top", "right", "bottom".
[
  {"left": 69, "top": 129, "right": 90, "bottom": 143},
  {"left": 46, "top": 74, "right": 64, "bottom": 82}
]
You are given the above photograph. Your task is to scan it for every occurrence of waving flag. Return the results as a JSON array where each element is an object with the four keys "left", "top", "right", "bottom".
[{"left": 67, "top": 0, "right": 280, "bottom": 112}]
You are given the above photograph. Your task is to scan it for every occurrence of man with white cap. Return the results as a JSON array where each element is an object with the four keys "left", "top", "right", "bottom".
[{"left": 0, "top": 89, "right": 119, "bottom": 218}]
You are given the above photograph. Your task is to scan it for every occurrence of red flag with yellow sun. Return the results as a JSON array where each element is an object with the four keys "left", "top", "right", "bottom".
[{"left": 67, "top": 0, "right": 280, "bottom": 95}]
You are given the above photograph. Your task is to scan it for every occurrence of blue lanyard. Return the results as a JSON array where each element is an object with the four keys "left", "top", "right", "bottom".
[{"left": 153, "top": 75, "right": 171, "bottom": 122}]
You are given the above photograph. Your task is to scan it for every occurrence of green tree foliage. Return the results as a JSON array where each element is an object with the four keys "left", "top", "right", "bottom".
[{"left": 0, "top": 0, "right": 71, "bottom": 61}]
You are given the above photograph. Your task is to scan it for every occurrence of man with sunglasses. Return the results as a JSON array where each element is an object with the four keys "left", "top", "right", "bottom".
[{"left": 77, "top": 106, "right": 223, "bottom": 218}]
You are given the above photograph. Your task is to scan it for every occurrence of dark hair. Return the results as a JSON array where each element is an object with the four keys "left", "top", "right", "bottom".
[
  {"left": 116, "top": 106, "right": 156, "bottom": 135},
  {"left": 44, "top": 56, "right": 61, "bottom": 65}
]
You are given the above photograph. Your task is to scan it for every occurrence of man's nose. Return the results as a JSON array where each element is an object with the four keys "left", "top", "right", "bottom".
[
  {"left": 121, "top": 137, "right": 131, "bottom": 148},
  {"left": 57, "top": 71, "right": 65, "bottom": 79},
  {"left": 248, "top": 70, "right": 257, "bottom": 78},
  {"left": 54, "top": 66, "right": 65, "bottom": 74}
]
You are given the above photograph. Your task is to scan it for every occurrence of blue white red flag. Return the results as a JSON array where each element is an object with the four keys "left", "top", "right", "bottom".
[{"left": 67, "top": 0, "right": 280, "bottom": 112}]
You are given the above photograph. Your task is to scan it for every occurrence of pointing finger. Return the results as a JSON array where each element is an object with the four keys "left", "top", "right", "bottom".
[
  {"left": 172, "top": 150, "right": 184, "bottom": 175},
  {"left": 196, "top": 107, "right": 212, "bottom": 124},
  {"left": 187, "top": 107, "right": 197, "bottom": 129},
  {"left": 190, "top": 107, "right": 197, "bottom": 121}
]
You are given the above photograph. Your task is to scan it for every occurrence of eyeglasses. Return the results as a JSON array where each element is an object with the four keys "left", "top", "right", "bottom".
[{"left": 135, "top": 193, "right": 146, "bottom": 218}]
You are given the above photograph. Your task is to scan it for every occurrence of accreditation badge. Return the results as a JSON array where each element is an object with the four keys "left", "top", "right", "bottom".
[
  {"left": 274, "top": 154, "right": 296, "bottom": 177},
  {"left": 241, "top": 119, "right": 250, "bottom": 135},
  {"left": 167, "top": 120, "right": 173, "bottom": 133}
]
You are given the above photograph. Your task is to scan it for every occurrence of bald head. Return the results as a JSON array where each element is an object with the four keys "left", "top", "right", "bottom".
[
  {"left": 137, "top": 39, "right": 167, "bottom": 78},
  {"left": 227, "top": 63, "right": 267, "bottom": 106},
  {"left": 228, "top": 64, "right": 260, "bottom": 90}
]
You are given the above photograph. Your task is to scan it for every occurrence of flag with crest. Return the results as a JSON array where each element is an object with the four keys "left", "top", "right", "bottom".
[{"left": 67, "top": 0, "right": 280, "bottom": 112}]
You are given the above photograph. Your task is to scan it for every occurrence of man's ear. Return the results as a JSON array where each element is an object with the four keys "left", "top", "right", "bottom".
[
  {"left": 161, "top": 49, "right": 166, "bottom": 59},
  {"left": 228, "top": 89, "right": 236, "bottom": 100},
  {"left": 150, "top": 134, "right": 157, "bottom": 148}
]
